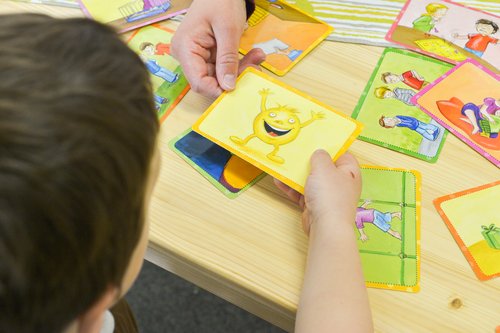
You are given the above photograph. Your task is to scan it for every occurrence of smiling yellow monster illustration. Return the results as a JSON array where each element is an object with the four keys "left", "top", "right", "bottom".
[{"left": 230, "top": 88, "right": 325, "bottom": 164}]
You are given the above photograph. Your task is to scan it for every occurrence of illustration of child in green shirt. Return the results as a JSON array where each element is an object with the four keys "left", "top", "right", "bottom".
[{"left": 412, "top": 3, "right": 448, "bottom": 33}]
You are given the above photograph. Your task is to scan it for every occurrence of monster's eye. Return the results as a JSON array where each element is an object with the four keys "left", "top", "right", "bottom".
[
  {"left": 288, "top": 118, "right": 296, "bottom": 124},
  {"left": 269, "top": 112, "right": 277, "bottom": 117}
]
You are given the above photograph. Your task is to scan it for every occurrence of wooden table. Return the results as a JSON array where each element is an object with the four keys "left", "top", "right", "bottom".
[{"left": 2, "top": 2, "right": 499, "bottom": 332}]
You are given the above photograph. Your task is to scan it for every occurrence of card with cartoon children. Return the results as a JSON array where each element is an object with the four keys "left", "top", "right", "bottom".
[
  {"left": 352, "top": 48, "right": 453, "bottom": 163},
  {"left": 355, "top": 166, "right": 421, "bottom": 292},
  {"left": 413, "top": 59, "right": 500, "bottom": 168},
  {"left": 79, "top": 0, "right": 192, "bottom": 33},
  {"left": 386, "top": 0, "right": 499, "bottom": 73},
  {"left": 126, "top": 22, "right": 189, "bottom": 123}
]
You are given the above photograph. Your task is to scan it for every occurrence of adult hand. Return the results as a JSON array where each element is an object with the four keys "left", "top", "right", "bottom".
[
  {"left": 171, "top": 0, "right": 266, "bottom": 98},
  {"left": 274, "top": 150, "right": 361, "bottom": 235}
]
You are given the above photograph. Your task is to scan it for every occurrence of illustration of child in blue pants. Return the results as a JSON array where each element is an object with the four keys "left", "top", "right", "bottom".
[
  {"left": 139, "top": 42, "right": 179, "bottom": 83},
  {"left": 153, "top": 94, "right": 168, "bottom": 110},
  {"left": 379, "top": 115, "right": 440, "bottom": 141}
]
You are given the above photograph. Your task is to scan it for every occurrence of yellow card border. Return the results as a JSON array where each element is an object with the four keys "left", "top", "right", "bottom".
[
  {"left": 192, "top": 67, "right": 363, "bottom": 194},
  {"left": 360, "top": 165, "right": 422, "bottom": 293},
  {"left": 239, "top": 0, "right": 333, "bottom": 76}
]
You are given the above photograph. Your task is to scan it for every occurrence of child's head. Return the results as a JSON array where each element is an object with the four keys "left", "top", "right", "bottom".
[
  {"left": 379, "top": 116, "right": 397, "bottom": 128},
  {"left": 425, "top": 3, "right": 448, "bottom": 19},
  {"left": 139, "top": 41, "right": 156, "bottom": 55},
  {"left": 475, "top": 19, "right": 499, "bottom": 35},
  {"left": 374, "top": 86, "right": 394, "bottom": 99},
  {"left": 0, "top": 14, "right": 159, "bottom": 333},
  {"left": 381, "top": 72, "right": 401, "bottom": 84}
]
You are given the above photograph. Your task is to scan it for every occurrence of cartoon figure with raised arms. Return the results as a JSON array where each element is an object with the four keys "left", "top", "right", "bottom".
[{"left": 230, "top": 88, "right": 324, "bottom": 164}]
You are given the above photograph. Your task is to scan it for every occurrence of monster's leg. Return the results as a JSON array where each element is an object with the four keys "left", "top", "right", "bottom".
[
  {"left": 230, "top": 134, "right": 256, "bottom": 146},
  {"left": 267, "top": 145, "right": 284, "bottom": 164}
]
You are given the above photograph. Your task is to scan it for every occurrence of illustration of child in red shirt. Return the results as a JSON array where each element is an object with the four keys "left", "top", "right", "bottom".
[
  {"left": 452, "top": 19, "right": 499, "bottom": 58},
  {"left": 381, "top": 70, "right": 428, "bottom": 90}
]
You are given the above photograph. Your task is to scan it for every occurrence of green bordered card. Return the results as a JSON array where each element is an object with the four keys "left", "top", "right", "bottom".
[
  {"left": 169, "top": 129, "right": 265, "bottom": 199},
  {"left": 352, "top": 48, "right": 453, "bottom": 163},
  {"left": 357, "top": 165, "right": 421, "bottom": 292}
]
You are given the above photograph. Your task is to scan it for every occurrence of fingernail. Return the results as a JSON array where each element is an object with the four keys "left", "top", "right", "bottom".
[{"left": 223, "top": 74, "right": 236, "bottom": 90}]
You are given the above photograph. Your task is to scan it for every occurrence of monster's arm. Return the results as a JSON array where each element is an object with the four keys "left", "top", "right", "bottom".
[
  {"left": 258, "top": 88, "right": 271, "bottom": 113},
  {"left": 301, "top": 111, "right": 325, "bottom": 128}
]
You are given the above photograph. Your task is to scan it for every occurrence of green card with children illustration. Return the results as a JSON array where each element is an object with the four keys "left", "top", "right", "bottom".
[
  {"left": 126, "top": 22, "right": 189, "bottom": 123},
  {"left": 352, "top": 48, "right": 453, "bottom": 163},
  {"left": 357, "top": 166, "right": 421, "bottom": 292}
]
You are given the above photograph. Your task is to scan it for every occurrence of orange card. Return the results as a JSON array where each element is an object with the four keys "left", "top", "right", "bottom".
[{"left": 240, "top": 0, "right": 332, "bottom": 76}]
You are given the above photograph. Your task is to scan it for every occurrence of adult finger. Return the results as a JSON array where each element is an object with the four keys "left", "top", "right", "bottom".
[
  {"left": 213, "top": 23, "right": 243, "bottom": 91},
  {"left": 238, "top": 48, "right": 266, "bottom": 74},
  {"left": 177, "top": 48, "right": 222, "bottom": 98}
]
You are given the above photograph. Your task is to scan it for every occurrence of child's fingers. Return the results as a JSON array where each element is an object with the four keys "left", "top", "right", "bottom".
[
  {"left": 335, "top": 152, "right": 358, "bottom": 168},
  {"left": 309, "top": 149, "right": 335, "bottom": 175},
  {"left": 335, "top": 152, "right": 361, "bottom": 180},
  {"left": 273, "top": 178, "right": 303, "bottom": 206}
]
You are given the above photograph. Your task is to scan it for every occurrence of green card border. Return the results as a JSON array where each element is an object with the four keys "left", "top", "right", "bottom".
[
  {"left": 351, "top": 48, "right": 452, "bottom": 163},
  {"left": 168, "top": 128, "right": 265, "bottom": 199}
]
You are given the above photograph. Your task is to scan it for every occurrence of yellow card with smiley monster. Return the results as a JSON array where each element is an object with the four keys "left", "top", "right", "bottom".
[{"left": 192, "top": 68, "right": 363, "bottom": 194}]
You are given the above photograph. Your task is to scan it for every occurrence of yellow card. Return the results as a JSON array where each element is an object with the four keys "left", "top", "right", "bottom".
[
  {"left": 192, "top": 68, "right": 363, "bottom": 194},
  {"left": 414, "top": 39, "right": 467, "bottom": 62}
]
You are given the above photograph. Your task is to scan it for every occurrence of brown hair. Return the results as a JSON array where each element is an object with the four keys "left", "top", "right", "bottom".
[
  {"left": 0, "top": 14, "right": 159, "bottom": 333},
  {"left": 380, "top": 72, "right": 393, "bottom": 83},
  {"left": 139, "top": 41, "right": 154, "bottom": 51},
  {"left": 476, "top": 19, "right": 499, "bottom": 33},
  {"left": 379, "top": 115, "right": 391, "bottom": 128}
]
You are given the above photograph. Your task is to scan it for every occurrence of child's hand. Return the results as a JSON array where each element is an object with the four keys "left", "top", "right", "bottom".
[
  {"left": 274, "top": 150, "right": 361, "bottom": 235},
  {"left": 171, "top": 0, "right": 266, "bottom": 98}
]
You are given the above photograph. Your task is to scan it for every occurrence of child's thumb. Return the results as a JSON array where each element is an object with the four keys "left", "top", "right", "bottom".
[{"left": 309, "top": 149, "right": 334, "bottom": 174}]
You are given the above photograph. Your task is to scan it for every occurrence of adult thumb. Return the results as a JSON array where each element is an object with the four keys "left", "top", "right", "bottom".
[{"left": 213, "top": 25, "right": 243, "bottom": 91}]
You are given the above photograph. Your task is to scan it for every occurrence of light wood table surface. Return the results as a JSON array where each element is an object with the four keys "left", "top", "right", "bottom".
[{"left": 2, "top": 2, "right": 499, "bottom": 332}]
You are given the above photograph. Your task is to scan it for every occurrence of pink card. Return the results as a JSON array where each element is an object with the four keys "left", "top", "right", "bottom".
[
  {"left": 386, "top": 0, "right": 500, "bottom": 73},
  {"left": 412, "top": 59, "right": 500, "bottom": 168}
]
